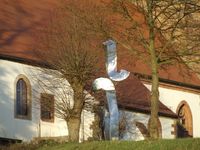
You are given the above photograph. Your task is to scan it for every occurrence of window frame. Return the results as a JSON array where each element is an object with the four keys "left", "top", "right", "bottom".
[
  {"left": 176, "top": 101, "right": 193, "bottom": 137},
  {"left": 14, "top": 74, "right": 32, "bottom": 120},
  {"left": 40, "top": 93, "right": 55, "bottom": 123}
]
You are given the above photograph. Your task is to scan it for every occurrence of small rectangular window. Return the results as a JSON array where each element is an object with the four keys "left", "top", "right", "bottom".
[{"left": 40, "top": 93, "right": 54, "bottom": 122}]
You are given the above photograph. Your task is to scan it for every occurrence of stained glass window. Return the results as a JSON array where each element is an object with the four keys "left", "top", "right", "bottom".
[{"left": 16, "top": 79, "right": 28, "bottom": 116}]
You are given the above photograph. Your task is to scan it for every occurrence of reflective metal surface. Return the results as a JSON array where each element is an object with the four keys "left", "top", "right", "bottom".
[
  {"left": 92, "top": 78, "right": 119, "bottom": 140},
  {"left": 92, "top": 78, "right": 115, "bottom": 91},
  {"left": 92, "top": 39, "right": 130, "bottom": 140},
  {"left": 103, "top": 40, "right": 130, "bottom": 81}
]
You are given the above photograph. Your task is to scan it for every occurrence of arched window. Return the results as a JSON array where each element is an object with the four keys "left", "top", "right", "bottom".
[
  {"left": 15, "top": 75, "right": 31, "bottom": 120},
  {"left": 16, "top": 79, "right": 28, "bottom": 116}
]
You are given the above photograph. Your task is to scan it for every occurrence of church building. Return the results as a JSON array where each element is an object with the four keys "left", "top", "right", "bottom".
[{"left": 0, "top": 0, "right": 200, "bottom": 142}]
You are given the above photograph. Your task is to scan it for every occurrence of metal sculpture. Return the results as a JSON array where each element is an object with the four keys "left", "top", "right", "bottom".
[
  {"left": 93, "top": 78, "right": 119, "bottom": 140},
  {"left": 92, "top": 39, "right": 130, "bottom": 140},
  {"left": 103, "top": 40, "right": 130, "bottom": 81}
]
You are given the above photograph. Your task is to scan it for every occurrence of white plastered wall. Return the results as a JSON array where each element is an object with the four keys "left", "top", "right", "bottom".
[
  {"left": 0, "top": 59, "right": 94, "bottom": 141},
  {"left": 119, "top": 110, "right": 175, "bottom": 140},
  {"left": 2, "top": 58, "right": 198, "bottom": 141},
  {"left": 144, "top": 83, "right": 200, "bottom": 138}
]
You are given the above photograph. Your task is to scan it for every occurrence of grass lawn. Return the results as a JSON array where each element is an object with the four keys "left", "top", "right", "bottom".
[{"left": 3, "top": 138, "right": 200, "bottom": 150}]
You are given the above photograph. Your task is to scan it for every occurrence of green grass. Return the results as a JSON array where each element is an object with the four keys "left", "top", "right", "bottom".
[{"left": 4, "top": 138, "right": 200, "bottom": 150}]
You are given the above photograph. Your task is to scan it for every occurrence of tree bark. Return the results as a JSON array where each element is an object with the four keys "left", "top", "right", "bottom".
[
  {"left": 67, "top": 116, "right": 81, "bottom": 142},
  {"left": 66, "top": 81, "right": 84, "bottom": 142},
  {"left": 147, "top": 0, "right": 160, "bottom": 139}
]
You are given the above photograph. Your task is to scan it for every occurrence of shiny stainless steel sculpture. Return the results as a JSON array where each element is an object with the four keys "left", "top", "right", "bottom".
[
  {"left": 92, "top": 39, "right": 130, "bottom": 140},
  {"left": 103, "top": 40, "right": 130, "bottom": 81},
  {"left": 93, "top": 78, "right": 119, "bottom": 140}
]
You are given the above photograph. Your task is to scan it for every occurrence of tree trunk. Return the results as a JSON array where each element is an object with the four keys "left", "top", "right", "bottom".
[
  {"left": 67, "top": 116, "right": 81, "bottom": 142},
  {"left": 147, "top": 0, "right": 160, "bottom": 139},
  {"left": 66, "top": 82, "right": 84, "bottom": 142},
  {"left": 149, "top": 39, "right": 159, "bottom": 139}
]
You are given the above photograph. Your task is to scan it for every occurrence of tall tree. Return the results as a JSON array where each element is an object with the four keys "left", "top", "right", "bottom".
[
  {"left": 62, "top": 0, "right": 200, "bottom": 139},
  {"left": 110, "top": 0, "right": 200, "bottom": 139},
  {"left": 34, "top": 7, "right": 99, "bottom": 142}
]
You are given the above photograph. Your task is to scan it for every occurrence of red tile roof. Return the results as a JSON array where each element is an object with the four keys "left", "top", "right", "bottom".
[
  {"left": 0, "top": 0, "right": 57, "bottom": 62},
  {"left": 115, "top": 74, "right": 177, "bottom": 118}
]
